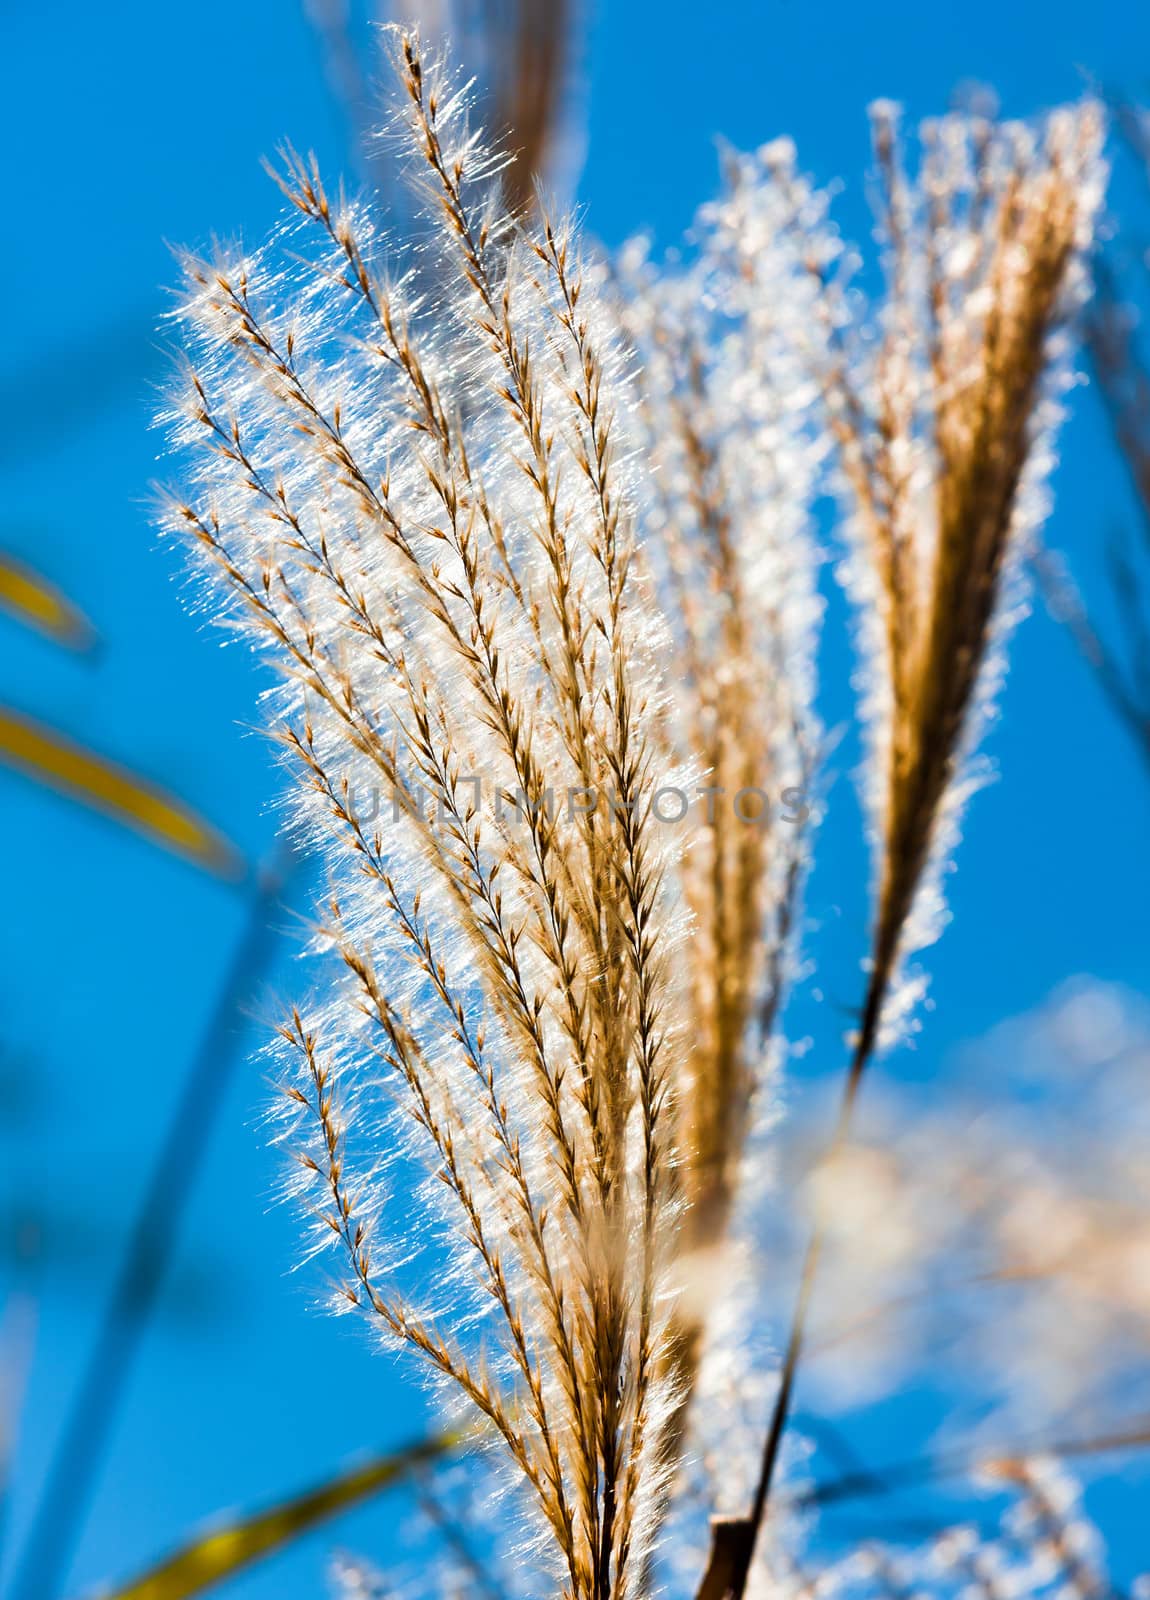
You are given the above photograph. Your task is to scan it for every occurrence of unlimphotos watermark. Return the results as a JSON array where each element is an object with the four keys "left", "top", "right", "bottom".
[{"left": 338, "top": 777, "right": 810, "bottom": 830}]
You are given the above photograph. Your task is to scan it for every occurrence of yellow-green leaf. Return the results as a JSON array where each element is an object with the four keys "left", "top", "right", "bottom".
[
  {"left": 0, "top": 553, "right": 97, "bottom": 651},
  {"left": 0, "top": 706, "right": 242, "bottom": 879},
  {"left": 97, "top": 1431, "right": 461, "bottom": 1600}
]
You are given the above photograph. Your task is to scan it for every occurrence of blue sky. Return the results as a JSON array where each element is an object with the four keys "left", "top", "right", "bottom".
[{"left": 2, "top": 1, "right": 1149, "bottom": 1596}]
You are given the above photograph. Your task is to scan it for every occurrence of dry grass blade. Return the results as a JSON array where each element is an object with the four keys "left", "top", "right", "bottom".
[
  {"left": 0, "top": 551, "right": 97, "bottom": 651},
  {"left": 95, "top": 1432, "right": 461, "bottom": 1600},
  {"left": 0, "top": 705, "right": 242, "bottom": 878}
]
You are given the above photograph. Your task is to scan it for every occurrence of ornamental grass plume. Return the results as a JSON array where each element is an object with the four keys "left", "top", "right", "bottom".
[
  {"left": 614, "top": 150, "right": 826, "bottom": 1540},
  {"left": 160, "top": 27, "right": 1110, "bottom": 1600},
  {"left": 709, "top": 99, "right": 1105, "bottom": 1593},
  {"left": 619, "top": 149, "right": 824, "bottom": 1266},
  {"left": 165, "top": 33, "right": 684, "bottom": 1600},
  {"left": 815, "top": 99, "right": 1106, "bottom": 1065}
]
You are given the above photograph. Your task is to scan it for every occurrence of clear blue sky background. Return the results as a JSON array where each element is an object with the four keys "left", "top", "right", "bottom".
[{"left": 1, "top": 2, "right": 1149, "bottom": 1596}]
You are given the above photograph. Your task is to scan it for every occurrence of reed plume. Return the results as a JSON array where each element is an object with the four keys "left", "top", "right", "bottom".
[
  {"left": 819, "top": 101, "right": 1105, "bottom": 1057},
  {"left": 614, "top": 148, "right": 827, "bottom": 1543},
  {"left": 619, "top": 142, "right": 824, "bottom": 1268},
  {"left": 163, "top": 32, "right": 684, "bottom": 1599},
  {"left": 713, "top": 101, "right": 1106, "bottom": 1594},
  {"left": 159, "top": 30, "right": 1112, "bottom": 1598},
  {"left": 420, "top": 0, "right": 573, "bottom": 215}
]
